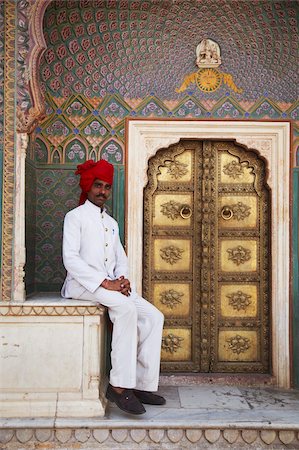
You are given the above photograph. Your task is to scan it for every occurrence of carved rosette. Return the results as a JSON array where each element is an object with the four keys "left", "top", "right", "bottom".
[
  {"left": 223, "top": 160, "right": 244, "bottom": 179},
  {"left": 227, "top": 246, "right": 251, "bottom": 265},
  {"left": 162, "top": 333, "right": 184, "bottom": 353},
  {"left": 160, "top": 245, "right": 184, "bottom": 265},
  {"left": 160, "top": 289, "right": 183, "bottom": 309},
  {"left": 160, "top": 200, "right": 182, "bottom": 220},
  {"left": 226, "top": 334, "right": 251, "bottom": 354},
  {"left": 227, "top": 291, "right": 252, "bottom": 311},
  {"left": 231, "top": 202, "right": 251, "bottom": 220},
  {"left": 165, "top": 159, "right": 188, "bottom": 179}
]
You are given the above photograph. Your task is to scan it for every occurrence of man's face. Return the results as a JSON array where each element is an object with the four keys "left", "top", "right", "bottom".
[{"left": 87, "top": 178, "right": 112, "bottom": 208}]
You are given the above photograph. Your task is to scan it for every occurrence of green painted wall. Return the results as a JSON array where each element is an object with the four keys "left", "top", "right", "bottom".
[{"left": 293, "top": 169, "right": 299, "bottom": 388}]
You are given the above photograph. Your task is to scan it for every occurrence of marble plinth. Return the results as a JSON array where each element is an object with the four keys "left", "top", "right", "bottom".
[{"left": 0, "top": 296, "right": 108, "bottom": 418}]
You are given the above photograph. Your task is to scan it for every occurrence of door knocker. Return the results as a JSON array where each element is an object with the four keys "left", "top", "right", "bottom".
[
  {"left": 221, "top": 206, "right": 233, "bottom": 220},
  {"left": 180, "top": 205, "right": 192, "bottom": 219}
]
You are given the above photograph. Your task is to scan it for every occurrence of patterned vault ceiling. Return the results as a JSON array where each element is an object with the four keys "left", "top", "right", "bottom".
[{"left": 41, "top": 0, "right": 298, "bottom": 101}]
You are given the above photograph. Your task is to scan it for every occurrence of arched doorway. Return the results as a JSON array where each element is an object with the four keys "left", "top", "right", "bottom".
[{"left": 143, "top": 139, "right": 270, "bottom": 374}]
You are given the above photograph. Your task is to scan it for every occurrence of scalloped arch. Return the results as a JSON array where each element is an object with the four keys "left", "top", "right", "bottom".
[{"left": 17, "top": 0, "right": 53, "bottom": 132}]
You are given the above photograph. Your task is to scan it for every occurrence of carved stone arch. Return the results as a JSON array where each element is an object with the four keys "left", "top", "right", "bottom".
[
  {"left": 126, "top": 119, "right": 291, "bottom": 388},
  {"left": 17, "top": 0, "right": 53, "bottom": 133}
]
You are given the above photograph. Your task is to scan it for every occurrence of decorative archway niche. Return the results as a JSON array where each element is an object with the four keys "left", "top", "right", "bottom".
[
  {"left": 126, "top": 119, "right": 291, "bottom": 388},
  {"left": 9, "top": 0, "right": 53, "bottom": 301}
]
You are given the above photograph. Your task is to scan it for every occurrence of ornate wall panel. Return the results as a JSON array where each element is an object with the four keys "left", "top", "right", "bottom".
[
  {"left": 1, "top": 1, "right": 17, "bottom": 300},
  {"left": 0, "top": 0, "right": 4, "bottom": 271},
  {"left": 41, "top": 0, "right": 298, "bottom": 101},
  {"left": 21, "top": 1, "right": 298, "bottom": 294}
]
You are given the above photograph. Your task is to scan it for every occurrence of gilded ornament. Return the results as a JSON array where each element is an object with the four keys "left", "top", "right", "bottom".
[
  {"left": 160, "top": 245, "right": 184, "bottom": 265},
  {"left": 164, "top": 160, "right": 188, "bottom": 179},
  {"left": 144, "top": 140, "right": 270, "bottom": 373},
  {"left": 226, "top": 335, "right": 251, "bottom": 354},
  {"left": 231, "top": 202, "right": 251, "bottom": 220},
  {"left": 221, "top": 202, "right": 251, "bottom": 221},
  {"left": 227, "top": 245, "right": 251, "bottom": 265},
  {"left": 196, "top": 68, "right": 222, "bottom": 93},
  {"left": 160, "top": 200, "right": 182, "bottom": 220},
  {"left": 162, "top": 333, "right": 184, "bottom": 353},
  {"left": 227, "top": 291, "right": 252, "bottom": 311},
  {"left": 223, "top": 160, "right": 244, "bottom": 179},
  {"left": 160, "top": 289, "right": 183, "bottom": 309},
  {"left": 176, "top": 39, "right": 242, "bottom": 94}
]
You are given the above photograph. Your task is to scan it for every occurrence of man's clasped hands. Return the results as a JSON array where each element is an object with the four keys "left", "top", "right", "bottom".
[{"left": 101, "top": 276, "right": 131, "bottom": 296}]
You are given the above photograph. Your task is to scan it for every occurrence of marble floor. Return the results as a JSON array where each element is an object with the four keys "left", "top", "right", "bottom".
[
  {"left": 1, "top": 384, "right": 299, "bottom": 449},
  {"left": 104, "top": 384, "right": 299, "bottom": 428}
]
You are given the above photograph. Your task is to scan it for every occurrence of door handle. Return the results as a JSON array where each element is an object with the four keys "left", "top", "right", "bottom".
[
  {"left": 221, "top": 206, "right": 233, "bottom": 220},
  {"left": 180, "top": 204, "right": 192, "bottom": 219}
]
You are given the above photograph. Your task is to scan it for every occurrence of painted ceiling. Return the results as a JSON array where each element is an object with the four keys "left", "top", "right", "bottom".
[{"left": 41, "top": 0, "right": 298, "bottom": 101}]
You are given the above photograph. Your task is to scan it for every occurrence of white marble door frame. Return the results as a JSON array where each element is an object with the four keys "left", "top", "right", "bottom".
[{"left": 126, "top": 119, "right": 291, "bottom": 388}]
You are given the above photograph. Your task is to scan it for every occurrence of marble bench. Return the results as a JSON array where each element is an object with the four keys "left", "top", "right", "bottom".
[{"left": 0, "top": 293, "right": 108, "bottom": 418}]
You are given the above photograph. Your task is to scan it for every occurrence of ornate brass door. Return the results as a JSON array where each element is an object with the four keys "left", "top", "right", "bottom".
[{"left": 143, "top": 140, "right": 270, "bottom": 373}]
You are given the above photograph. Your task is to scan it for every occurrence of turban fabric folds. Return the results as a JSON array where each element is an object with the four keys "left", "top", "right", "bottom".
[{"left": 75, "top": 159, "right": 114, "bottom": 205}]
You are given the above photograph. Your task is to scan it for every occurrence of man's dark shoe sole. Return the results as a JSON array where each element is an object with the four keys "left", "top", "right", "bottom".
[{"left": 106, "top": 385, "right": 146, "bottom": 415}]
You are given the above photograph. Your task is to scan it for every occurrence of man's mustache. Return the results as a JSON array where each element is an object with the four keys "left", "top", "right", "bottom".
[{"left": 96, "top": 194, "right": 107, "bottom": 199}]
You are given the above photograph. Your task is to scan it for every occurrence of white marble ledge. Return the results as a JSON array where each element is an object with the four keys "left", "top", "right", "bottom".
[{"left": 0, "top": 293, "right": 106, "bottom": 316}]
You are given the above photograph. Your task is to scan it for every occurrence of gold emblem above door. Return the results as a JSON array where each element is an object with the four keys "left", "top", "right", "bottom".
[{"left": 143, "top": 140, "right": 271, "bottom": 373}]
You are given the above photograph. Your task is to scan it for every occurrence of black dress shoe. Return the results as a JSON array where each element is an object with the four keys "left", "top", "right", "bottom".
[
  {"left": 133, "top": 390, "right": 166, "bottom": 405},
  {"left": 106, "top": 384, "right": 146, "bottom": 415}
]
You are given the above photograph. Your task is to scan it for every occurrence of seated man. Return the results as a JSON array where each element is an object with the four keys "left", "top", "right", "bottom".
[{"left": 61, "top": 159, "right": 165, "bottom": 415}]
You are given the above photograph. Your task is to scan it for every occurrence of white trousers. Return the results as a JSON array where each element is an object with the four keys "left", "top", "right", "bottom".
[{"left": 67, "top": 281, "right": 164, "bottom": 391}]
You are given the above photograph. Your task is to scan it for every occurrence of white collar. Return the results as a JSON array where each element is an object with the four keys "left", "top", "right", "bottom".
[{"left": 84, "top": 199, "right": 107, "bottom": 215}]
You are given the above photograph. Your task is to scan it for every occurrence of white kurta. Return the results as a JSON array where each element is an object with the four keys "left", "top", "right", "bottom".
[{"left": 61, "top": 200, "right": 164, "bottom": 391}]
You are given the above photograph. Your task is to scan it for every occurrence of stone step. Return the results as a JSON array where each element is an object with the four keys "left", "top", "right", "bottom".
[{"left": 0, "top": 421, "right": 298, "bottom": 449}]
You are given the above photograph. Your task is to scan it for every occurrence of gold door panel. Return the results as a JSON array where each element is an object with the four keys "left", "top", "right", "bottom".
[
  {"left": 219, "top": 284, "right": 258, "bottom": 318},
  {"left": 219, "top": 195, "right": 258, "bottom": 229},
  {"left": 157, "top": 150, "right": 193, "bottom": 182},
  {"left": 153, "top": 282, "right": 191, "bottom": 318},
  {"left": 220, "top": 240, "right": 258, "bottom": 272},
  {"left": 161, "top": 328, "right": 192, "bottom": 361},
  {"left": 218, "top": 330, "right": 258, "bottom": 362},
  {"left": 143, "top": 140, "right": 270, "bottom": 374},
  {"left": 153, "top": 194, "right": 193, "bottom": 227},
  {"left": 219, "top": 153, "right": 255, "bottom": 184},
  {"left": 154, "top": 238, "right": 192, "bottom": 272}
]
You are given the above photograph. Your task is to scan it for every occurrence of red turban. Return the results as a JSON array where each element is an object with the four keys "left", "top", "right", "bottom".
[{"left": 75, "top": 159, "right": 114, "bottom": 205}]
